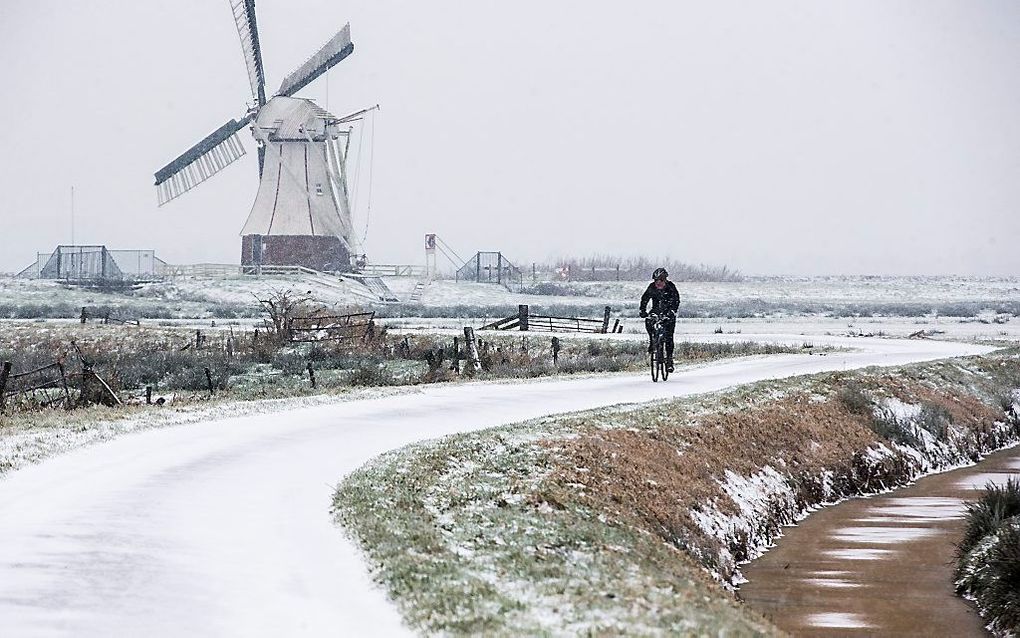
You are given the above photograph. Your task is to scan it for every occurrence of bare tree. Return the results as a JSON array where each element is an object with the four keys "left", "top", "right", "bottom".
[{"left": 253, "top": 289, "right": 314, "bottom": 343}]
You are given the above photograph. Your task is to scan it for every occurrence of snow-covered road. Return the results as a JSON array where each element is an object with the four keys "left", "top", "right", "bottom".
[{"left": 0, "top": 336, "right": 994, "bottom": 637}]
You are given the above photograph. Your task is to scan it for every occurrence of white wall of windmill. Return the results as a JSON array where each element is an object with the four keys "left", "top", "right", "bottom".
[{"left": 241, "top": 141, "right": 348, "bottom": 241}]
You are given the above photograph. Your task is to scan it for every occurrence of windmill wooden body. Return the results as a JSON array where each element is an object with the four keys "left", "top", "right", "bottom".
[{"left": 154, "top": 1, "right": 373, "bottom": 272}]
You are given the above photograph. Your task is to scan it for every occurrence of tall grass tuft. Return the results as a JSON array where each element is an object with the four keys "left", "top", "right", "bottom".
[
  {"left": 956, "top": 479, "right": 1020, "bottom": 634},
  {"left": 957, "top": 478, "right": 1020, "bottom": 560}
]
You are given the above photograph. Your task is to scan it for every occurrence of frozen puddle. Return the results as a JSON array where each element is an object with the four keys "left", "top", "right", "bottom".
[
  {"left": 830, "top": 526, "right": 935, "bottom": 544},
  {"left": 806, "top": 612, "right": 872, "bottom": 629},
  {"left": 858, "top": 497, "right": 966, "bottom": 522},
  {"left": 823, "top": 548, "right": 895, "bottom": 560},
  {"left": 955, "top": 472, "right": 1019, "bottom": 490},
  {"left": 802, "top": 578, "right": 860, "bottom": 589}
]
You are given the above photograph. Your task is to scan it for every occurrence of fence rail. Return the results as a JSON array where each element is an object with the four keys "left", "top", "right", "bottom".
[
  {"left": 80, "top": 306, "right": 141, "bottom": 326},
  {"left": 160, "top": 263, "right": 244, "bottom": 277},
  {"left": 0, "top": 361, "right": 73, "bottom": 410},
  {"left": 358, "top": 264, "right": 426, "bottom": 277},
  {"left": 481, "top": 305, "right": 619, "bottom": 334},
  {"left": 287, "top": 311, "right": 376, "bottom": 343}
]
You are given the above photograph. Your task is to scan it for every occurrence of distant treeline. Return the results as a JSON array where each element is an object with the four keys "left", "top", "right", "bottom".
[{"left": 533, "top": 255, "right": 743, "bottom": 282}]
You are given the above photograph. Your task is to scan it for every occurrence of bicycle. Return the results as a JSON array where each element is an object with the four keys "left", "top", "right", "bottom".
[{"left": 646, "top": 313, "right": 670, "bottom": 382}]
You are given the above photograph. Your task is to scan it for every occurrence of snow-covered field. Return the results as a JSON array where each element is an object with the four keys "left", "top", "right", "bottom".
[
  {"left": 2, "top": 274, "right": 1018, "bottom": 319},
  {"left": 0, "top": 336, "right": 993, "bottom": 636},
  {"left": 398, "top": 275, "right": 1020, "bottom": 312}
]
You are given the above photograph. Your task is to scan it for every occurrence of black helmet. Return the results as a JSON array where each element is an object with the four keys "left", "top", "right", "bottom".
[{"left": 652, "top": 267, "right": 668, "bottom": 281}]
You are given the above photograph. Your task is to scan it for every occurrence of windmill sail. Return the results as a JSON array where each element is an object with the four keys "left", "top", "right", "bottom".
[
  {"left": 229, "top": 0, "right": 266, "bottom": 105},
  {"left": 154, "top": 117, "right": 251, "bottom": 206},
  {"left": 277, "top": 24, "right": 354, "bottom": 98}
]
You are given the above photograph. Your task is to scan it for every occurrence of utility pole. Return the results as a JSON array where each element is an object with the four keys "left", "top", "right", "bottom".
[{"left": 70, "top": 185, "right": 75, "bottom": 245}]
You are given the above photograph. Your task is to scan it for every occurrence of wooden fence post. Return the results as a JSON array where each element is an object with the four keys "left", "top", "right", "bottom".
[
  {"left": 450, "top": 337, "right": 460, "bottom": 372},
  {"left": 519, "top": 304, "right": 529, "bottom": 331},
  {"left": 463, "top": 327, "right": 482, "bottom": 372},
  {"left": 80, "top": 307, "right": 88, "bottom": 324},
  {"left": 0, "top": 361, "right": 11, "bottom": 410},
  {"left": 146, "top": 386, "right": 153, "bottom": 405},
  {"left": 602, "top": 306, "right": 611, "bottom": 334},
  {"left": 204, "top": 367, "right": 214, "bottom": 395},
  {"left": 57, "top": 361, "right": 72, "bottom": 408},
  {"left": 612, "top": 318, "right": 620, "bottom": 334},
  {"left": 551, "top": 337, "right": 561, "bottom": 365},
  {"left": 306, "top": 362, "right": 317, "bottom": 388},
  {"left": 196, "top": 330, "right": 202, "bottom": 349}
]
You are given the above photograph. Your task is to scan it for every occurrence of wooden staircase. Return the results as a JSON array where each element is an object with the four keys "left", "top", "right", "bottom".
[{"left": 408, "top": 279, "right": 429, "bottom": 303}]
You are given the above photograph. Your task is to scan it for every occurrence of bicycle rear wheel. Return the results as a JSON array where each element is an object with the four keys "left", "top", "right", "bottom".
[{"left": 660, "top": 345, "right": 670, "bottom": 381}]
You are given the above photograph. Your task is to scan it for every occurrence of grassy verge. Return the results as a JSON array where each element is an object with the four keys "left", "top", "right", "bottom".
[{"left": 334, "top": 350, "right": 1020, "bottom": 635}]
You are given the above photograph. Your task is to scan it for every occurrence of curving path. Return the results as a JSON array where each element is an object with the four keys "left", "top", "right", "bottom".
[{"left": 0, "top": 336, "right": 993, "bottom": 637}]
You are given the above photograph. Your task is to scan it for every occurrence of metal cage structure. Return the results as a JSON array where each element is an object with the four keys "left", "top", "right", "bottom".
[
  {"left": 456, "top": 252, "right": 523, "bottom": 291},
  {"left": 20, "top": 246, "right": 166, "bottom": 280}
]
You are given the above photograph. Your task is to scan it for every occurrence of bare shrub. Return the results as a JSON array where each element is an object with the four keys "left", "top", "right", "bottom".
[
  {"left": 254, "top": 289, "right": 314, "bottom": 343},
  {"left": 837, "top": 382, "right": 872, "bottom": 416},
  {"left": 535, "top": 255, "right": 743, "bottom": 282}
]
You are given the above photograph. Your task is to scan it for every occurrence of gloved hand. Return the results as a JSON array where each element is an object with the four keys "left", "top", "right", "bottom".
[{"left": 640, "top": 311, "right": 648, "bottom": 319}]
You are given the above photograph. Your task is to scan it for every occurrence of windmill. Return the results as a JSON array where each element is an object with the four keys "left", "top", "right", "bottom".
[{"left": 153, "top": 0, "right": 375, "bottom": 272}]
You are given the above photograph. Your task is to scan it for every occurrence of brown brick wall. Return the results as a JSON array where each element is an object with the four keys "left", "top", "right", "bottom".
[{"left": 241, "top": 235, "right": 352, "bottom": 272}]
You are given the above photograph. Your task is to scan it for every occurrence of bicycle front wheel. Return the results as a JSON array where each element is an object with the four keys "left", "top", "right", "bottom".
[{"left": 650, "top": 336, "right": 660, "bottom": 382}]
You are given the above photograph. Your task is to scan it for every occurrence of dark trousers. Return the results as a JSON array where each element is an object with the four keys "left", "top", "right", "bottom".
[{"left": 645, "top": 317, "right": 676, "bottom": 360}]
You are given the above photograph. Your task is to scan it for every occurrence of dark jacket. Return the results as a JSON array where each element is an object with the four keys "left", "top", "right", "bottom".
[{"left": 640, "top": 281, "right": 680, "bottom": 316}]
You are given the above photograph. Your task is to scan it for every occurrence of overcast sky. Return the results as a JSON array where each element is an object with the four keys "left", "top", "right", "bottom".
[{"left": 1, "top": 1, "right": 1017, "bottom": 275}]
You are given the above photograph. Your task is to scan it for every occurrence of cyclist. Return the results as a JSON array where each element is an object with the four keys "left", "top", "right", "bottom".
[{"left": 639, "top": 267, "right": 679, "bottom": 372}]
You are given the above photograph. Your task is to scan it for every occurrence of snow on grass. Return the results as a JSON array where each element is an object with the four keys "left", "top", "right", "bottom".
[
  {"left": 690, "top": 465, "right": 797, "bottom": 581},
  {"left": 335, "top": 418, "right": 780, "bottom": 636}
]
